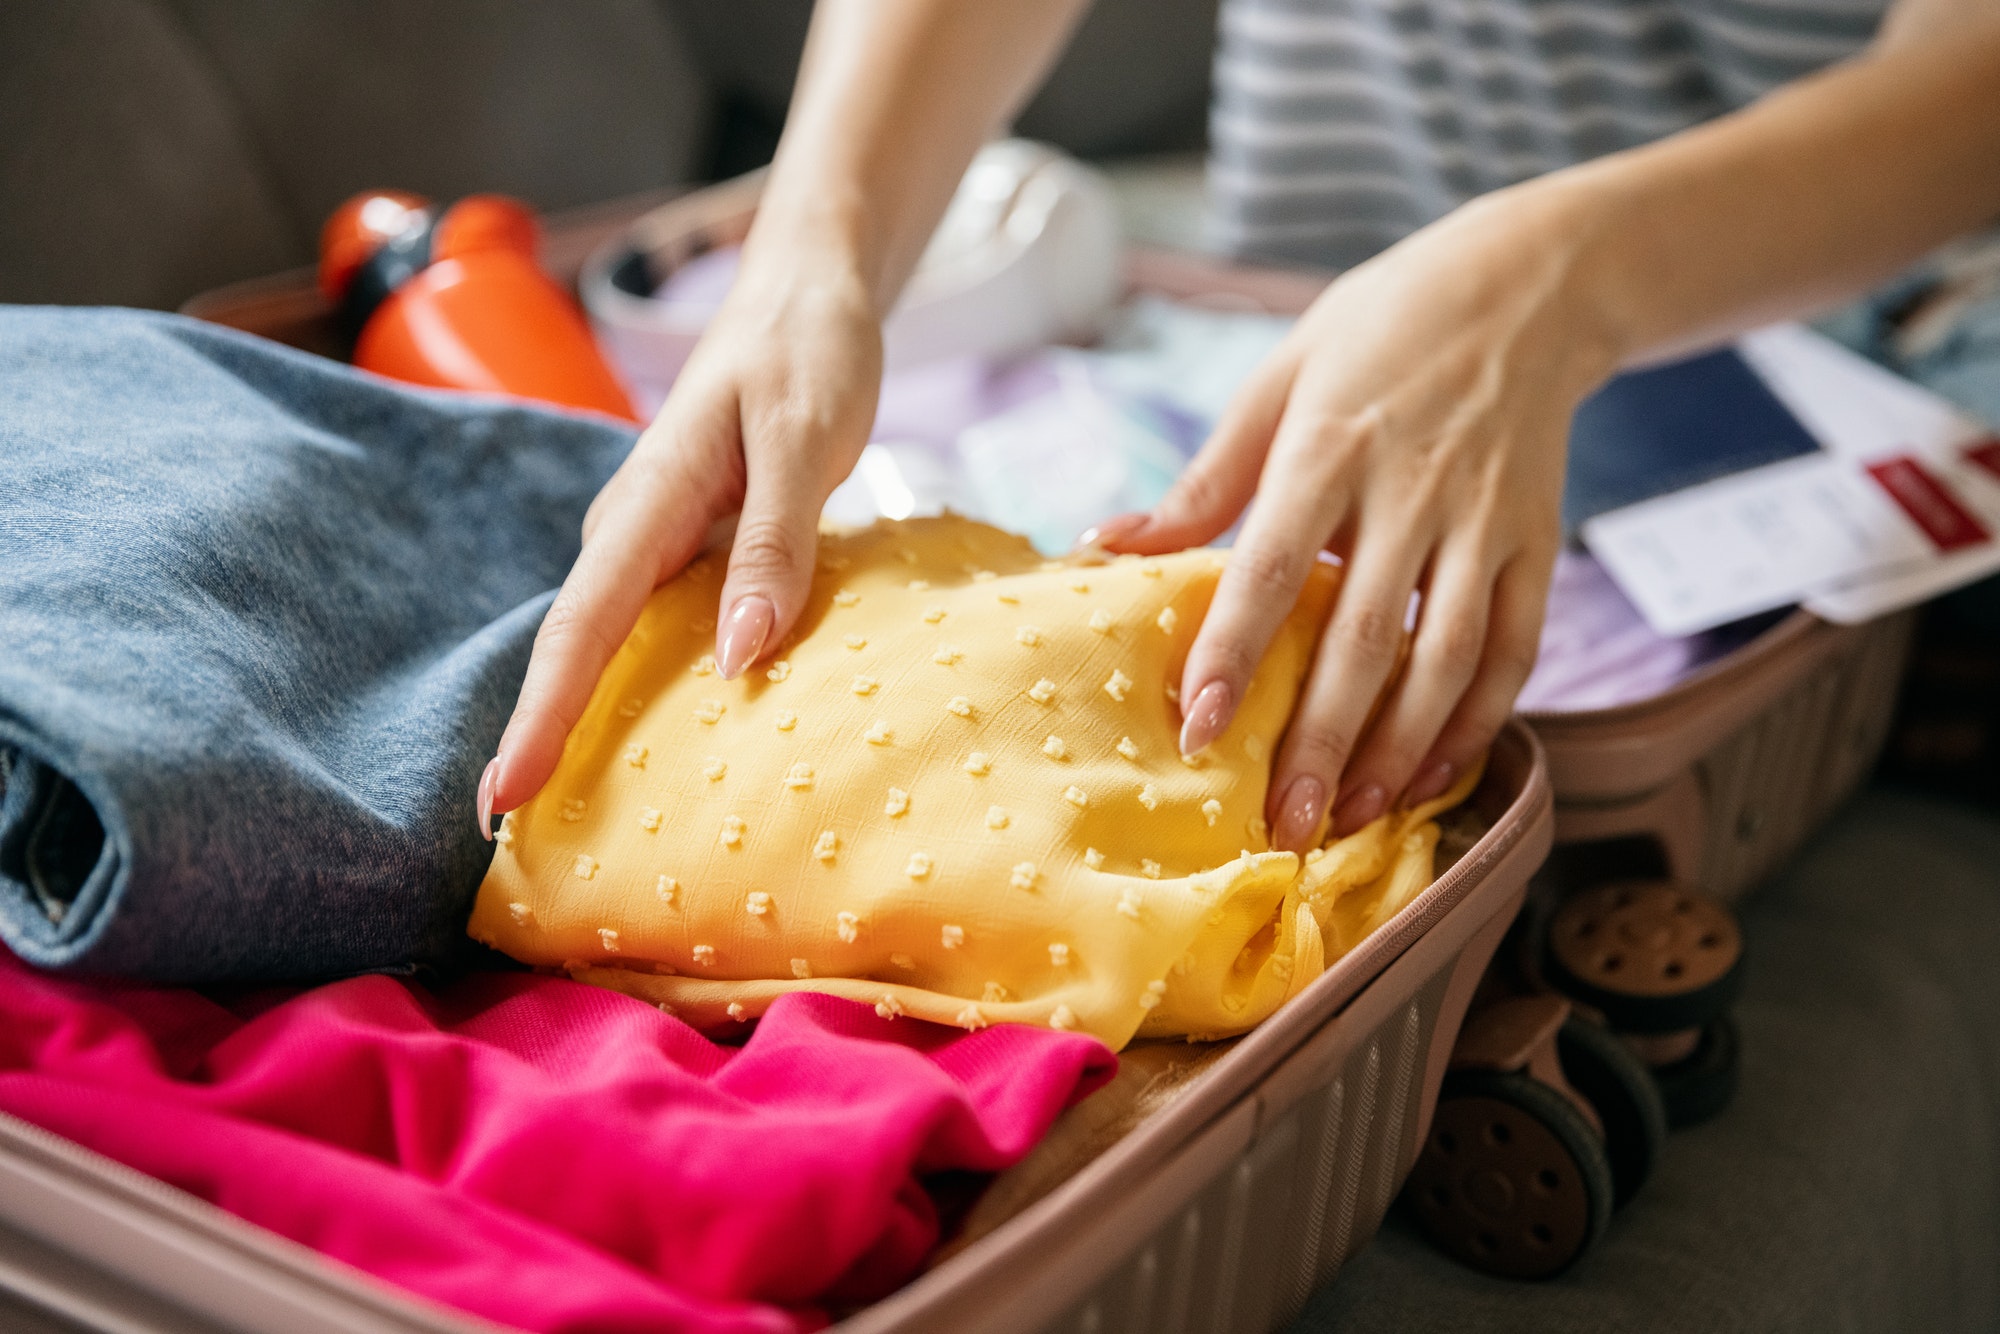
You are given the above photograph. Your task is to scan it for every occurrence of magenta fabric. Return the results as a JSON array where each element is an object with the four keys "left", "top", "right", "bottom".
[{"left": 0, "top": 954, "right": 1115, "bottom": 1333}]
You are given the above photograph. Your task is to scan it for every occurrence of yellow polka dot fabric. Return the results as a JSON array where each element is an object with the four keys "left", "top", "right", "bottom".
[{"left": 469, "top": 516, "right": 1477, "bottom": 1051}]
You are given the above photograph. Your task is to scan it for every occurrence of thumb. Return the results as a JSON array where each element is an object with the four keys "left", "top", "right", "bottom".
[{"left": 1112, "top": 352, "right": 1298, "bottom": 554}]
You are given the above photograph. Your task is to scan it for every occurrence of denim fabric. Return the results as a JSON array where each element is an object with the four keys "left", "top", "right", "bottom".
[{"left": 0, "top": 307, "right": 636, "bottom": 981}]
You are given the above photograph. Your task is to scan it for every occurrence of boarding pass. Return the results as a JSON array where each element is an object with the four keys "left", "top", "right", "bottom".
[{"left": 1583, "top": 324, "right": 2000, "bottom": 636}]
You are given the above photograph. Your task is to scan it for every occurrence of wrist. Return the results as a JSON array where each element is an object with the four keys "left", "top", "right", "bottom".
[
  {"left": 736, "top": 177, "right": 889, "bottom": 321},
  {"left": 1455, "top": 170, "right": 1635, "bottom": 396}
]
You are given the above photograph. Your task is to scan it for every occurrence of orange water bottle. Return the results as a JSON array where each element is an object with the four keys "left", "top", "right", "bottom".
[{"left": 318, "top": 190, "right": 639, "bottom": 422}]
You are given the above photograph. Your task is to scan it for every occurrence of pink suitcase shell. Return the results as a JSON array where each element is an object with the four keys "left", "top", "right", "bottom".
[
  {"left": 1523, "top": 610, "right": 1915, "bottom": 903},
  {"left": 0, "top": 721, "right": 1550, "bottom": 1334}
]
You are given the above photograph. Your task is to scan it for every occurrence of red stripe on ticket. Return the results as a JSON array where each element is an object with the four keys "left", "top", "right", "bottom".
[
  {"left": 1865, "top": 455, "right": 1990, "bottom": 552},
  {"left": 1963, "top": 437, "right": 2000, "bottom": 484}
]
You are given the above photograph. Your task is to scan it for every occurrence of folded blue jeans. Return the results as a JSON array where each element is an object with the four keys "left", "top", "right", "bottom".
[{"left": 0, "top": 307, "right": 636, "bottom": 981}]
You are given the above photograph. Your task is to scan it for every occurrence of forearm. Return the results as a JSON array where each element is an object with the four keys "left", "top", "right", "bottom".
[
  {"left": 743, "top": 0, "right": 1089, "bottom": 317},
  {"left": 1530, "top": 12, "right": 2000, "bottom": 366}
]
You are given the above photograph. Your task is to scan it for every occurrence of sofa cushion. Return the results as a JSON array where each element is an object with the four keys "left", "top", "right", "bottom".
[{"left": 0, "top": 0, "right": 298, "bottom": 309}]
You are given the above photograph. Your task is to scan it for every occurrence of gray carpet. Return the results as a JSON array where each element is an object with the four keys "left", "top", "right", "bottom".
[{"left": 1296, "top": 787, "right": 2000, "bottom": 1334}]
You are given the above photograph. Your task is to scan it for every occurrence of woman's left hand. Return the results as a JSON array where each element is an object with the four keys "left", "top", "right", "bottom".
[{"left": 1095, "top": 183, "right": 1620, "bottom": 851}]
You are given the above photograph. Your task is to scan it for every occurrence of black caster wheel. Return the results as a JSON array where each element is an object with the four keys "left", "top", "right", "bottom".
[
  {"left": 1652, "top": 1013, "right": 1741, "bottom": 1129},
  {"left": 1545, "top": 881, "right": 1744, "bottom": 1034},
  {"left": 1407, "top": 1068, "right": 1616, "bottom": 1279},
  {"left": 1556, "top": 1015, "right": 1668, "bottom": 1208}
]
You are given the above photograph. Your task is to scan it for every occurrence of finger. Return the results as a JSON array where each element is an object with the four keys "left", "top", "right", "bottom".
[
  {"left": 488, "top": 444, "right": 720, "bottom": 823},
  {"left": 1327, "top": 534, "right": 1493, "bottom": 825},
  {"left": 714, "top": 385, "right": 873, "bottom": 677},
  {"left": 1173, "top": 397, "right": 1354, "bottom": 758},
  {"left": 1265, "top": 515, "right": 1432, "bottom": 852},
  {"left": 1401, "top": 546, "right": 1554, "bottom": 805},
  {"left": 1107, "top": 350, "right": 1299, "bottom": 556}
]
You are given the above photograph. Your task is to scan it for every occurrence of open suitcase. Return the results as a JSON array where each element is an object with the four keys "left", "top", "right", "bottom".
[
  {"left": 0, "top": 725, "right": 1550, "bottom": 1334},
  {"left": 0, "top": 192, "right": 1559, "bottom": 1334}
]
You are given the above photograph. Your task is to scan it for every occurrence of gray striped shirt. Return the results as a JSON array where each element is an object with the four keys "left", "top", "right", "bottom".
[{"left": 1207, "top": 0, "right": 1888, "bottom": 267}]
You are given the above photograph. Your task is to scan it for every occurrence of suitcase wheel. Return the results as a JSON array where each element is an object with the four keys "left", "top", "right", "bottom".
[
  {"left": 1544, "top": 881, "right": 1744, "bottom": 1034},
  {"left": 1652, "top": 1013, "right": 1742, "bottom": 1129},
  {"left": 1555, "top": 1014, "right": 1668, "bottom": 1208},
  {"left": 1408, "top": 1069, "right": 1615, "bottom": 1280}
]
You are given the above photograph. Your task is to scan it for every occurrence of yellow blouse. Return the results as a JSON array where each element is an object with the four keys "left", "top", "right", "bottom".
[{"left": 470, "top": 516, "right": 1474, "bottom": 1050}]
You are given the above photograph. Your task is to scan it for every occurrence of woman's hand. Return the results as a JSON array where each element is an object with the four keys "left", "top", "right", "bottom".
[
  {"left": 479, "top": 251, "right": 885, "bottom": 829},
  {"left": 1098, "top": 184, "right": 1620, "bottom": 852}
]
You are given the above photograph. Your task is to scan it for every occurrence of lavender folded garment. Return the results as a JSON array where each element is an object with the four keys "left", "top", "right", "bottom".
[
  {"left": 0, "top": 306, "right": 636, "bottom": 981},
  {"left": 1516, "top": 550, "right": 1770, "bottom": 714}
]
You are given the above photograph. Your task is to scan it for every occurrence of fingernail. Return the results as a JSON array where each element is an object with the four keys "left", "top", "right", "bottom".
[
  {"left": 1331, "top": 782, "right": 1388, "bottom": 838},
  {"left": 1178, "top": 680, "right": 1234, "bottom": 756},
  {"left": 476, "top": 757, "right": 498, "bottom": 842},
  {"left": 1273, "top": 775, "right": 1327, "bottom": 853},
  {"left": 715, "top": 595, "right": 774, "bottom": 681},
  {"left": 1403, "top": 759, "right": 1456, "bottom": 808},
  {"left": 1077, "top": 512, "right": 1149, "bottom": 551}
]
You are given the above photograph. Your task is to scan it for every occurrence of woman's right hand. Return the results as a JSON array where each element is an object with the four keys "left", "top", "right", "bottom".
[{"left": 478, "top": 249, "right": 886, "bottom": 830}]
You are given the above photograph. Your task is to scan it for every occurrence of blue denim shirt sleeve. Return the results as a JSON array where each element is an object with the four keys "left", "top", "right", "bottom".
[{"left": 0, "top": 307, "right": 637, "bottom": 982}]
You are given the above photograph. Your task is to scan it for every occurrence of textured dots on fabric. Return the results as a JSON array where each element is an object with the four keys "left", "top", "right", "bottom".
[{"left": 471, "top": 515, "right": 1476, "bottom": 1050}]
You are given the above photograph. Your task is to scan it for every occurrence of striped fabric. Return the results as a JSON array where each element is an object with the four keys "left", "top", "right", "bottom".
[{"left": 1207, "top": 0, "right": 1888, "bottom": 267}]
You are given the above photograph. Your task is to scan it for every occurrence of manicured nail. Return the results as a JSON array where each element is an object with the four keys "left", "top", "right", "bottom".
[
  {"left": 1077, "top": 512, "right": 1149, "bottom": 551},
  {"left": 1178, "top": 680, "right": 1234, "bottom": 756},
  {"left": 476, "top": 757, "right": 498, "bottom": 842},
  {"left": 715, "top": 594, "right": 774, "bottom": 680},
  {"left": 1332, "top": 782, "right": 1388, "bottom": 838},
  {"left": 1403, "top": 759, "right": 1457, "bottom": 808},
  {"left": 1273, "top": 775, "right": 1327, "bottom": 853}
]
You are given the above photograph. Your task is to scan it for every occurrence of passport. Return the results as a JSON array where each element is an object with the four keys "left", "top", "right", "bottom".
[{"left": 1562, "top": 346, "right": 1823, "bottom": 535}]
